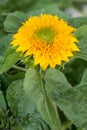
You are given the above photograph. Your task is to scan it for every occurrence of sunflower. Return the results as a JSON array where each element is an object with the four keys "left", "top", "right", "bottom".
[{"left": 11, "top": 14, "right": 79, "bottom": 70}]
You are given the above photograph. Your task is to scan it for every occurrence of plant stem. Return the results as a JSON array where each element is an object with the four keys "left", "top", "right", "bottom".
[{"left": 12, "top": 65, "right": 26, "bottom": 72}]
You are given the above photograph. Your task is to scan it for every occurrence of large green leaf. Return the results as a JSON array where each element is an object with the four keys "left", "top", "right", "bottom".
[
  {"left": 45, "top": 68, "right": 87, "bottom": 128},
  {"left": 56, "top": 88, "right": 87, "bottom": 127},
  {"left": 74, "top": 25, "right": 87, "bottom": 61},
  {"left": 1, "top": 52, "right": 20, "bottom": 74},
  {"left": 24, "top": 68, "right": 61, "bottom": 130}
]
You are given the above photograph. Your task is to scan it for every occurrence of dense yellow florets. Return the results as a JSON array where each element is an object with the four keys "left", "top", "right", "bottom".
[{"left": 11, "top": 14, "right": 79, "bottom": 69}]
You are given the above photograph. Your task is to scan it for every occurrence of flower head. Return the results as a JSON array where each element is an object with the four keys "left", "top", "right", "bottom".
[{"left": 11, "top": 14, "right": 79, "bottom": 69}]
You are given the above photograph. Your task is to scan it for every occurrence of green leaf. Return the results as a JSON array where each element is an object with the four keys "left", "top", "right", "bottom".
[
  {"left": 4, "top": 11, "right": 25, "bottom": 33},
  {"left": 24, "top": 68, "right": 61, "bottom": 130},
  {"left": 23, "top": 68, "right": 43, "bottom": 101},
  {"left": 44, "top": 68, "right": 87, "bottom": 128},
  {"left": 7, "top": 80, "right": 36, "bottom": 117},
  {"left": 69, "top": 17, "right": 87, "bottom": 28},
  {"left": 0, "top": 91, "right": 6, "bottom": 110},
  {"left": 1, "top": 52, "right": 20, "bottom": 74},
  {"left": 56, "top": 88, "right": 87, "bottom": 127},
  {"left": 45, "top": 68, "right": 72, "bottom": 99},
  {"left": 74, "top": 25, "right": 87, "bottom": 61}
]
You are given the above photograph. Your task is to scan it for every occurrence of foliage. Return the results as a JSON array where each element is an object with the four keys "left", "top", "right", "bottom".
[{"left": 0, "top": 0, "right": 87, "bottom": 130}]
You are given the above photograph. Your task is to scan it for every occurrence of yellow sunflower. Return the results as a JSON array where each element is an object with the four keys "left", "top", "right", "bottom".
[{"left": 11, "top": 14, "right": 79, "bottom": 69}]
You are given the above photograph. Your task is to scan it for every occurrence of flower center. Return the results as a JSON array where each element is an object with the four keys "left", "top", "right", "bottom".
[{"left": 36, "top": 28, "right": 55, "bottom": 43}]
